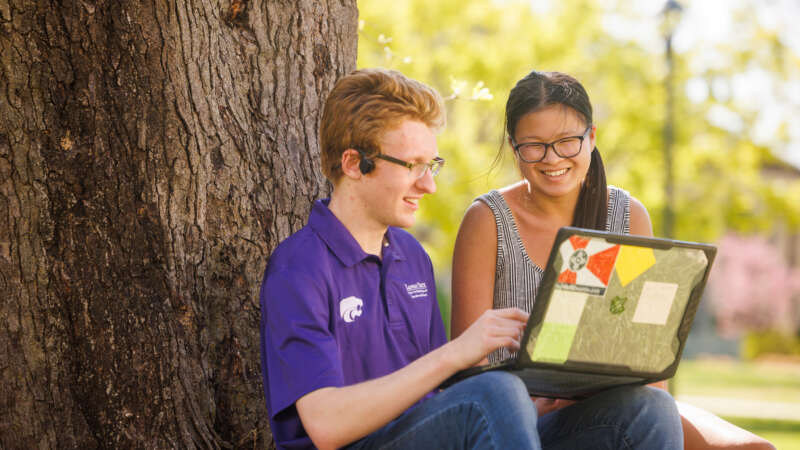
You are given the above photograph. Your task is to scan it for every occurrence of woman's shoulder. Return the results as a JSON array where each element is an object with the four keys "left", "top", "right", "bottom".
[
  {"left": 495, "top": 181, "right": 526, "bottom": 197},
  {"left": 627, "top": 195, "right": 653, "bottom": 236},
  {"left": 461, "top": 197, "right": 496, "bottom": 232},
  {"left": 460, "top": 186, "right": 522, "bottom": 239},
  {"left": 605, "top": 185, "right": 652, "bottom": 235},
  {"left": 606, "top": 185, "right": 647, "bottom": 215},
  {"left": 607, "top": 184, "right": 629, "bottom": 199},
  {"left": 455, "top": 194, "right": 500, "bottom": 268},
  {"left": 487, "top": 182, "right": 526, "bottom": 208},
  {"left": 610, "top": 186, "right": 652, "bottom": 236},
  {"left": 472, "top": 183, "right": 520, "bottom": 213}
]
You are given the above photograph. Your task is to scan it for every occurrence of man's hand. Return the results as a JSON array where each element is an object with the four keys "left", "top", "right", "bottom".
[
  {"left": 296, "top": 307, "right": 528, "bottom": 449},
  {"left": 445, "top": 307, "right": 529, "bottom": 371}
]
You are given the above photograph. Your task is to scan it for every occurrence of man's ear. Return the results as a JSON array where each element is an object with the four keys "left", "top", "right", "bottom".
[{"left": 340, "top": 148, "right": 363, "bottom": 179}]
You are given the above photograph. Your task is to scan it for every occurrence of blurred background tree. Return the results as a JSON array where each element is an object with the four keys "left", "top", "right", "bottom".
[
  {"left": 710, "top": 234, "right": 800, "bottom": 337},
  {"left": 357, "top": 0, "right": 800, "bottom": 340}
]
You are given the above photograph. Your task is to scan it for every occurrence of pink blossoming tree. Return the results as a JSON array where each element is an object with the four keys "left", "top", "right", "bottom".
[{"left": 709, "top": 234, "right": 800, "bottom": 337}]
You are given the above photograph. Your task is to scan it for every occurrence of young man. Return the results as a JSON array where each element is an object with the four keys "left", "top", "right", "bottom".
[{"left": 259, "top": 68, "right": 683, "bottom": 450}]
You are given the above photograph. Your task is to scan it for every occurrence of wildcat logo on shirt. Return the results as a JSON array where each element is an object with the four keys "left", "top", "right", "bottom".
[
  {"left": 339, "top": 296, "right": 363, "bottom": 323},
  {"left": 405, "top": 282, "right": 428, "bottom": 299}
]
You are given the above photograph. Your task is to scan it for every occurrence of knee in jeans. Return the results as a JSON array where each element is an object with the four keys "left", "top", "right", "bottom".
[
  {"left": 626, "top": 386, "right": 679, "bottom": 418},
  {"left": 468, "top": 372, "right": 530, "bottom": 408},
  {"left": 642, "top": 386, "right": 675, "bottom": 407}
]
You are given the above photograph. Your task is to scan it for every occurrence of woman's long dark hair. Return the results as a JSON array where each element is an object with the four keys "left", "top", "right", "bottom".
[{"left": 503, "top": 70, "right": 607, "bottom": 230}]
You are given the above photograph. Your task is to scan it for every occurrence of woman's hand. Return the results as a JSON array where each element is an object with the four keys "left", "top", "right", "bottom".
[{"left": 532, "top": 397, "right": 576, "bottom": 416}]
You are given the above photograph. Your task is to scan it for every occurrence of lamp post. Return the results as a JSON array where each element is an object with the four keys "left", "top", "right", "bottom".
[{"left": 660, "top": 0, "right": 682, "bottom": 239}]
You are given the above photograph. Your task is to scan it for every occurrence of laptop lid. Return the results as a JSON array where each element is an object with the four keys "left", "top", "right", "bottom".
[{"left": 516, "top": 227, "right": 716, "bottom": 380}]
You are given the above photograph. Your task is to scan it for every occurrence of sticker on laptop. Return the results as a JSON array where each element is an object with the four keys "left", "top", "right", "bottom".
[
  {"left": 615, "top": 245, "right": 656, "bottom": 287},
  {"left": 530, "top": 290, "right": 588, "bottom": 363},
  {"left": 556, "top": 235, "right": 621, "bottom": 296},
  {"left": 632, "top": 281, "right": 679, "bottom": 325},
  {"left": 609, "top": 295, "right": 628, "bottom": 314}
]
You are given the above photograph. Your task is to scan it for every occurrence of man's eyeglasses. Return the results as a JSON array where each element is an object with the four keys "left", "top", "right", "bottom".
[
  {"left": 512, "top": 126, "right": 592, "bottom": 163},
  {"left": 375, "top": 153, "right": 445, "bottom": 179}
]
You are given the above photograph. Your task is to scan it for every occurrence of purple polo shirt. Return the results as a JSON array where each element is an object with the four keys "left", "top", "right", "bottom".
[{"left": 259, "top": 199, "right": 447, "bottom": 450}]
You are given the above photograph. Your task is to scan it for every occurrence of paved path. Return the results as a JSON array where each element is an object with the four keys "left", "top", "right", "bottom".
[{"left": 677, "top": 394, "right": 800, "bottom": 421}]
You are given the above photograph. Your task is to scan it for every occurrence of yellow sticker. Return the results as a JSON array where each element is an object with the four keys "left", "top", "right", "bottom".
[{"left": 615, "top": 245, "right": 656, "bottom": 286}]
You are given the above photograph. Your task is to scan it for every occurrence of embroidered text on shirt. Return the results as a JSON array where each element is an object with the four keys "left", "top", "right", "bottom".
[{"left": 404, "top": 282, "right": 428, "bottom": 299}]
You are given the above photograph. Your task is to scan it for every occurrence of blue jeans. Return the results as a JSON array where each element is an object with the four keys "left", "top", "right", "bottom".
[
  {"left": 346, "top": 372, "right": 682, "bottom": 449},
  {"left": 538, "top": 384, "right": 683, "bottom": 449}
]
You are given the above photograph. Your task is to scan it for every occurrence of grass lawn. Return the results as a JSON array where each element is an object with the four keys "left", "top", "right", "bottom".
[
  {"left": 724, "top": 417, "right": 800, "bottom": 450},
  {"left": 674, "top": 357, "right": 800, "bottom": 402},
  {"left": 675, "top": 357, "right": 800, "bottom": 449}
]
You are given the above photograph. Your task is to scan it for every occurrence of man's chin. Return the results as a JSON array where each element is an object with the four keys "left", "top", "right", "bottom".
[{"left": 392, "top": 215, "right": 416, "bottom": 229}]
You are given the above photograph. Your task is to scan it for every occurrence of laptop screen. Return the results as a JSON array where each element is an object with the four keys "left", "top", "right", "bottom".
[{"left": 524, "top": 232, "right": 710, "bottom": 373}]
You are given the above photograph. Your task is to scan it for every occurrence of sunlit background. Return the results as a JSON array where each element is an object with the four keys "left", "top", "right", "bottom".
[{"left": 357, "top": 0, "right": 800, "bottom": 446}]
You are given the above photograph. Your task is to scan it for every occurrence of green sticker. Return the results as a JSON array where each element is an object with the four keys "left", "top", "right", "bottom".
[
  {"left": 610, "top": 296, "right": 627, "bottom": 314},
  {"left": 531, "top": 322, "right": 577, "bottom": 363}
]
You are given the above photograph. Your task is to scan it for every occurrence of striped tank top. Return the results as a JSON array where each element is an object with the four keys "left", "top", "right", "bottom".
[{"left": 477, "top": 186, "right": 631, "bottom": 363}]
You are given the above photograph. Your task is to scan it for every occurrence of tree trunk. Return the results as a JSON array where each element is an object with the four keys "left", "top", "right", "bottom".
[{"left": 0, "top": 0, "right": 357, "bottom": 447}]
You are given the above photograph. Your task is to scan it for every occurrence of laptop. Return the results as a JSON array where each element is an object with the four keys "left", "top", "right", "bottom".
[{"left": 441, "top": 226, "right": 716, "bottom": 399}]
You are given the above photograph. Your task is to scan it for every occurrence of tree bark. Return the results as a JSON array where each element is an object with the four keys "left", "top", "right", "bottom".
[{"left": 0, "top": 0, "right": 357, "bottom": 447}]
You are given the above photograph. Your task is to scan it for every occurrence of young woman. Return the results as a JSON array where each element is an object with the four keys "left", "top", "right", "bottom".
[{"left": 450, "top": 70, "right": 774, "bottom": 449}]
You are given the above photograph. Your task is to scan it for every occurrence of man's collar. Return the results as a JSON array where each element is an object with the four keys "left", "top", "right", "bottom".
[
  {"left": 308, "top": 199, "right": 406, "bottom": 267},
  {"left": 380, "top": 228, "right": 407, "bottom": 263}
]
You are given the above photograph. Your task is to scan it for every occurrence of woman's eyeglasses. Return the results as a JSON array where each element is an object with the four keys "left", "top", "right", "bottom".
[{"left": 512, "top": 126, "right": 592, "bottom": 163}]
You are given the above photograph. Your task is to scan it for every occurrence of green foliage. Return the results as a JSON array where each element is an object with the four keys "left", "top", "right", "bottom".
[
  {"left": 357, "top": 0, "right": 800, "bottom": 304},
  {"left": 742, "top": 331, "right": 800, "bottom": 360}
]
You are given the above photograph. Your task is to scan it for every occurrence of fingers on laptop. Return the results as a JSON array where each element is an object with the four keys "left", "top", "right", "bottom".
[
  {"left": 494, "top": 307, "right": 529, "bottom": 322},
  {"left": 482, "top": 310, "right": 526, "bottom": 350}
]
